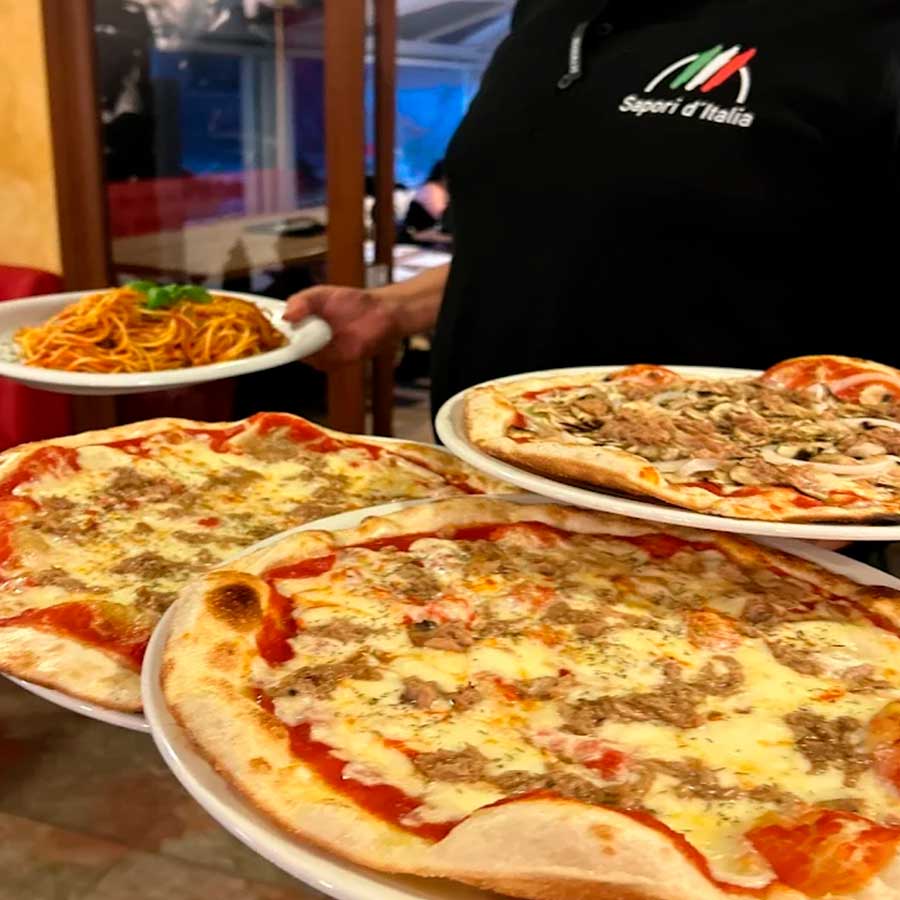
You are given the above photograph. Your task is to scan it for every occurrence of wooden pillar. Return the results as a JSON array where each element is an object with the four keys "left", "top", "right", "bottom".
[
  {"left": 324, "top": 0, "right": 366, "bottom": 433},
  {"left": 41, "top": 0, "right": 110, "bottom": 291},
  {"left": 371, "top": 0, "right": 397, "bottom": 437},
  {"left": 41, "top": 0, "right": 116, "bottom": 433}
]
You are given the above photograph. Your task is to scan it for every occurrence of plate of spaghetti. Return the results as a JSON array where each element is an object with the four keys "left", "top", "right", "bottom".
[{"left": 0, "top": 284, "right": 331, "bottom": 395}]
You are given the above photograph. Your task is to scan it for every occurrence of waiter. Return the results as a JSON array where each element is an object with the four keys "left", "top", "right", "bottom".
[{"left": 286, "top": 0, "right": 900, "bottom": 418}]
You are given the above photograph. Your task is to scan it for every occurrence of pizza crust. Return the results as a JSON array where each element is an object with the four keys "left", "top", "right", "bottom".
[
  {"left": 0, "top": 625, "right": 141, "bottom": 710},
  {"left": 0, "top": 415, "right": 511, "bottom": 712},
  {"left": 162, "top": 498, "right": 900, "bottom": 900},
  {"left": 464, "top": 365, "right": 900, "bottom": 523}
]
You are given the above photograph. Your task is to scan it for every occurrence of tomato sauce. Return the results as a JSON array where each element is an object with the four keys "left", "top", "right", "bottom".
[
  {"left": 255, "top": 690, "right": 275, "bottom": 714},
  {"left": 621, "top": 533, "right": 715, "bottom": 559},
  {"left": 184, "top": 424, "right": 245, "bottom": 452},
  {"left": 249, "top": 412, "right": 384, "bottom": 459},
  {"left": 475, "top": 794, "right": 765, "bottom": 894},
  {"left": 0, "top": 602, "right": 147, "bottom": 669},
  {"left": 0, "top": 528, "right": 12, "bottom": 569},
  {"left": 285, "top": 722, "right": 455, "bottom": 841},
  {"left": 257, "top": 555, "right": 336, "bottom": 665},
  {"left": 0, "top": 446, "right": 81, "bottom": 497},
  {"left": 356, "top": 531, "right": 444, "bottom": 553},
  {"left": 255, "top": 586, "right": 298, "bottom": 665},
  {"left": 792, "top": 496, "right": 824, "bottom": 509},
  {"left": 584, "top": 748, "right": 626, "bottom": 779},
  {"left": 251, "top": 412, "right": 486, "bottom": 490},
  {"left": 385, "top": 449, "right": 481, "bottom": 494},
  {"left": 251, "top": 412, "right": 325, "bottom": 442},
  {"left": 622, "top": 810, "right": 766, "bottom": 896},
  {"left": 102, "top": 437, "right": 154, "bottom": 458},
  {"left": 682, "top": 481, "right": 763, "bottom": 498},
  {"left": 827, "top": 490, "right": 865, "bottom": 506},
  {"left": 608, "top": 364, "right": 681, "bottom": 385},
  {"left": 383, "top": 737, "right": 419, "bottom": 759},
  {"left": 764, "top": 358, "right": 900, "bottom": 402},
  {"left": 747, "top": 809, "right": 900, "bottom": 896}
]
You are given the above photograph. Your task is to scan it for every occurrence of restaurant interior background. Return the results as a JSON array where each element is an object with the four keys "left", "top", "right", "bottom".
[
  {"left": 0, "top": 2, "right": 510, "bottom": 898},
  {"left": 0, "top": 0, "right": 512, "bottom": 450}
]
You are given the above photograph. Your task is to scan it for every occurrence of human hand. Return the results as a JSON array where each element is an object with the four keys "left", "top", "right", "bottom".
[{"left": 284, "top": 285, "right": 398, "bottom": 368}]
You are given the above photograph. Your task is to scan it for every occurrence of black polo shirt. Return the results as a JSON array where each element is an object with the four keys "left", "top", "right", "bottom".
[{"left": 431, "top": 0, "right": 900, "bottom": 415}]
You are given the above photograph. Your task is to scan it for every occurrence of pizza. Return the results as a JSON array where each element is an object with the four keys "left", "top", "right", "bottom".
[
  {"left": 464, "top": 355, "right": 900, "bottom": 522},
  {"left": 163, "top": 496, "right": 900, "bottom": 900},
  {"left": 0, "top": 413, "right": 507, "bottom": 712}
]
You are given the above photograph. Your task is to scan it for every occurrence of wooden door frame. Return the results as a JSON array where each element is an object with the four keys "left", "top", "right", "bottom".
[
  {"left": 324, "top": 1, "right": 366, "bottom": 433},
  {"left": 41, "top": 0, "right": 114, "bottom": 433},
  {"left": 371, "top": 0, "right": 397, "bottom": 437},
  {"left": 41, "top": 0, "right": 111, "bottom": 291}
]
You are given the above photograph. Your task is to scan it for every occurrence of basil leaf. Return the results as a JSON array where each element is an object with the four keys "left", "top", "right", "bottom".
[
  {"left": 126, "top": 280, "right": 157, "bottom": 295},
  {"left": 145, "top": 286, "right": 174, "bottom": 309},
  {"left": 174, "top": 285, "right": 213, "bottom": 303},
  {"left": 135, "top": 282, "right": 213, "bottom": 309}
]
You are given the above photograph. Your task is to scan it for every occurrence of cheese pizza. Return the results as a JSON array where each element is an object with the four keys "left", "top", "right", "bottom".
[
  {"left": 465, "top": 355, "right": 900, "bottom": 522},
  {"left": 164, "top": 497, "right": 900, "bottom": 900},
  {"left": 0, "top": 413, "right": 505, "bottom": 711}
]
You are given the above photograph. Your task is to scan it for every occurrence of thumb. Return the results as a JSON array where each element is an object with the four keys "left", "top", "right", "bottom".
[{"left": 284, "top": 286, "right": 334, "bottom": 323}]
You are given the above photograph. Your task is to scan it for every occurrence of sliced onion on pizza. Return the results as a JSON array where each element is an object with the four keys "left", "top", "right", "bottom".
[{"left": 465, "top": 355, "right": 900, "bottom": 522}]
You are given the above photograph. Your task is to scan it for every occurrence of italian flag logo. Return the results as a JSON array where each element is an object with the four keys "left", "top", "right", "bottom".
[{"left": 645, "top": 44, "right": 758, "bottom": 104}]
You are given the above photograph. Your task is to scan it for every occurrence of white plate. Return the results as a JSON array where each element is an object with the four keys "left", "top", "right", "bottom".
[
  {"left": 0, "top": 289, "right": 331, "bottom": 395},
  {"left": 145, "top": 498, "right": 503, "bottom": 900},
  {"left": 2, "top": 673, "right": 149, "bottom": 732},
  {"left": 143, "top": 495, "right": 900, "bottom": 900},
  {"left": 436, "top": 365, "right": 900, "bottom": 542}
]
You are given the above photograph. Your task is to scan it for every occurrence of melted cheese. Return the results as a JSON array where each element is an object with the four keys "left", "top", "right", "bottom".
[
  {"left": 0, "top": 423, "right": 477, "bottom": 626},
  {"left": 255, "top": 529, "right": 900, "bottom": 888}
]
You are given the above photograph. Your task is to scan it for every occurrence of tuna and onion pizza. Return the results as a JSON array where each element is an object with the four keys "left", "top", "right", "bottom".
[
  {"left": 465, "top": 355, "right": 900, "bottom": 521},
  {"left": 0, "top": 414, "right": 505, "bottom": 711},
  {"left": 164, "top": 497, "right": 900, "bottom": 900}
]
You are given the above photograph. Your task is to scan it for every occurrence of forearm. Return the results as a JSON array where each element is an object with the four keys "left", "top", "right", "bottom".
[{"left": 373, "top": 264, "right": 449, "bottom": 337}]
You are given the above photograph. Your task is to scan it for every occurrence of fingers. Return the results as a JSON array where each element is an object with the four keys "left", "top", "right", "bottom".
[{"left": 284, "top": 286, "right": 333, "bottom": 322}]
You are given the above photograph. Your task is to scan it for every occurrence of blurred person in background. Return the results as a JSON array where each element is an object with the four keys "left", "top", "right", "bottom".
[{"left": 400, "top": 160, "right": 452, "bottom": 245}]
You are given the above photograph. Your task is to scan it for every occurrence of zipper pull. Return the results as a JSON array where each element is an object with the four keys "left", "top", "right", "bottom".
[{"left": 557, "top": 19, "right": 614, "bottom": 90}]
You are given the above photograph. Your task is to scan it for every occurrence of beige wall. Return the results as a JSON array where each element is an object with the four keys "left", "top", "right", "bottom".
[{"left": 0, "top": 0, "right": 60, "bottom": 274}]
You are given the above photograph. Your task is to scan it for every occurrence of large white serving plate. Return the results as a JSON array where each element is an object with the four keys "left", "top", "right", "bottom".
[
  {"left": 436, "top": 365, "right": 900, "bottom": 542},
  {"left": 143, "top": 495, "right": 900, "bottom": 900},
  {"left": 0, "top": 289, "right": 331, "bottom": 395}
]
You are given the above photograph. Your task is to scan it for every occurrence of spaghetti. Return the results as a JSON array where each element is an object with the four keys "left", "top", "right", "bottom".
[{"left": 15, "top": 286, "right": 287, "bottom": 373}]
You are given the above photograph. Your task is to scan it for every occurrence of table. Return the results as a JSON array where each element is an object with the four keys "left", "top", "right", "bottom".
[{"left": 111, "top": 209, "right": 328, "bottom": 282}]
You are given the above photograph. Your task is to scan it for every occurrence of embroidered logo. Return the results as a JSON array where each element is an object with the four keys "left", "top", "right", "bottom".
[{"left": 619, "top": 44, "right": 758, "bottom": 128}]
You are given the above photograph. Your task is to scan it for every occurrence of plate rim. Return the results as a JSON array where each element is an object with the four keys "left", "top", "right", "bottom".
[
  {"left": 0, "top": 288, "right": 331, "bottom": 393},
  {"left": 435, "top": 364, "right": 900, "bottom": 541},
  {"left": 2, "top": 672, "right": 149, "bottom": 732},
  {"left": 143, "top": 494, "right": 900, "bottom": 900}
]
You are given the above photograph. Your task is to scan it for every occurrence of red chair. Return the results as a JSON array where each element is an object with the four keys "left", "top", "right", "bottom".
[{"left": 0, "top": 266, "right": 72, "bottom": 450}]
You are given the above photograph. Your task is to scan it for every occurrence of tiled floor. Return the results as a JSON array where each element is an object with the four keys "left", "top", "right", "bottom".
[
  {"left": 0, "top": 679, "right": 327, "bottom": 900},
  {"left": 0, "top": 386, "right": 436, "bottom": 900}
]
